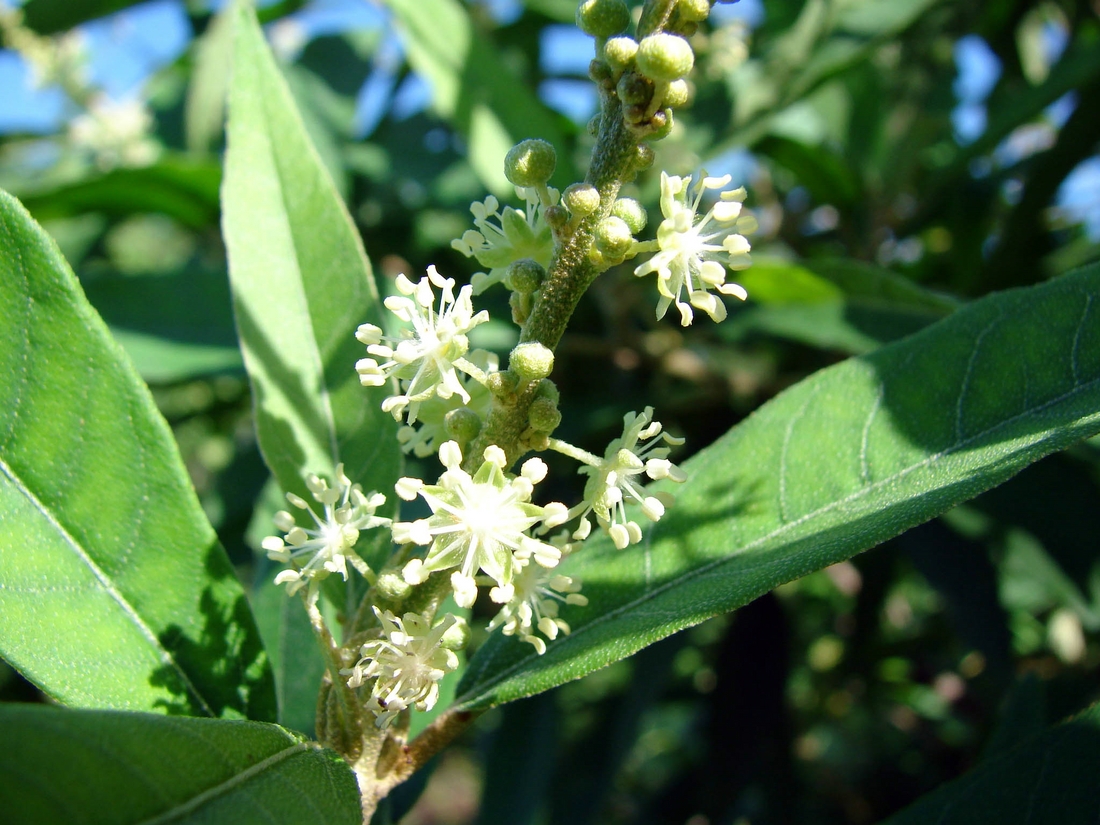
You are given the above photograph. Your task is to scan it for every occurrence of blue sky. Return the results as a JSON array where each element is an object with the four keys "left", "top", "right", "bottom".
[{"left": 0, "top": 0, "right": 1096, "bottom": 238}]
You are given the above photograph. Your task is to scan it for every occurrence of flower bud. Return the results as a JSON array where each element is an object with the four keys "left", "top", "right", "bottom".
[
  {"left": 439, "top": 615, "right": 470, "bottom": 651},
  {"left": 594, "top": 216, "right": 634, "bottom": 257},
  {"left": 529, "top": 396, "right": 563, "bottom": 433},
  {"left": 616, "top": 71, "right": 652, "bottom": 106},
  {"left": 635, "top": 144, "right": 656, "bottom": 170},
  {"left": 488, "top": 370, "right": 520, "bottom": 400},
  {"left": 504, "top": 139, "right": 556, "bottom": 188},
  {"left": 444, "top": 407, "right": 482, "bottom": 443},
  {"left": 635, "top": 33, "right": 694, "bottom": 82},
  {"left": 664, "top": 78, "right": 690, "bottom": 108},
  {"left": 563, "top": 182, "right": 601, "bottom": 217},
  {"left": 677, "top": 0, "right": 711, "bottom": 22},
  {"left": 506, "top": 258, "right": 546, "bottom": 293},
  {"left": 588, "top": 58, "right": 613, "bottom": 85},
  {"left": 612, "top": 198, "right": 647, "bottom": 234},
  {"left": 510, "top": 342, "right": 555, "bottom": 382},
  {"left": 576, "top": 0, "right": 630, "bottom": 37},
  {"left": 603, "top": 35, "right": 638, "bottom": 70},
  {"left": 375, "top": 570, "right": 412, "bottom": 600}
]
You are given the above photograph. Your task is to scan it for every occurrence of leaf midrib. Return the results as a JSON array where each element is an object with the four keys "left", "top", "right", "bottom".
[
  {"left": 456, "top": 371, "right": 1100, "bottom": 708},
  {"left": 0, "top": 454, "right": 215, "bottom": 716}
]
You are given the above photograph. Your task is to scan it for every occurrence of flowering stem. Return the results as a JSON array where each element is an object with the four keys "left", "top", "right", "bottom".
[
  {"left": 306, "top": 596, "right": 366, "bottom": 759},
  {"left": 546, "top": 436, "right": 602, "bottom": 467}
]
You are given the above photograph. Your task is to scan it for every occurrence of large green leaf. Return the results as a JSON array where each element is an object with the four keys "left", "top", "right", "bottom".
[
  {"left": 0, "top": 704, "right": 360, "bottom": 825},
  {"left": 0, "top": 189, "right": 273, "bottom": 718},
  {"left": 221, "top": 1, "right": 400, "bottom": 548},
  {"left": 884, "top": 701, "right": 1100, "bottom": 824},
  {"left": 386, "top": 0, "right": 574, "bottom": 195},
  {"left": 456, "top": 265, "right": 1100, "bottom": 709}
]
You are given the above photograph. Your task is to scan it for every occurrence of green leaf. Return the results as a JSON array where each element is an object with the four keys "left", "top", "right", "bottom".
[
  {"left": 0, "top": 704, "right": 360, "bottom": 825},
  {"left": 883, "top": 701, "right": 1100, "bottom": 824},
  {"left": 81, "top": 269, "right": 243, "bottom": 384},
  {"left": 18, "top": 156, "right": 222, "bottom": 231},
  {"left": 456, "top": 265, "right": 1100, "bottom": 709},
  {"left": 386, "top": 0, "right": 574, "bottom": 195},
  {"left": 20, "top": 0, "right": 142, "bottom": 33},
  {"left": 250, "top": 571, "right": 326, "bottom": 736},
  {"left": 221, "top": 0, "right": 400, "bottom": 553},
  {"left": 0, "top": 189, "right": 274, "bottom": 718}
]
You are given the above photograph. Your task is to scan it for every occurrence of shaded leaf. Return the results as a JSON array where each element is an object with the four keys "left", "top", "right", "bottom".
[
  {"left": 456, "top": 265, "right": 1100, "bottom": 709},
  {"left": 884, "top": 701, "right": 1100, "bottom": 825},
  {"left": 0, "top": 704, "right": 360, "bottom": 825},
  {"left": 222, "top": 0, "right": 401, "bottom": 562},
  {"left": 0, "top": 189, "right": 273, "bottom": 718}
]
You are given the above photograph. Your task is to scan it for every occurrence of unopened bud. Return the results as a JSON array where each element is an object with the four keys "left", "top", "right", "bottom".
[
  {"left": 664, "top": 78, "right": 690, "bottom": 108},
  {"left": 617, "top": 71, "right": 652, "bottom": 106},
  {"left": 439, "top": 616, "right": 470, "bottom": 650},
  {"left": 529, "top": 396, "right": 562, "bottom": 433},
  {"left": 677, "top": 0, "right": 711, "bottom": 22},
  {"left": 594, "top": 216, "right": 633, "bottom": 257},
  {"left": 506, "top": 258, "right": 546, "bottom": 293},
  {"left": 444, "top": 407, "right": 481, "bottom": 443},
  {"left": 603, "top": 35, "right": 638, "bottom": 70},
  {"left": 510, "top": 342, "right": 555, "bottom": 381},
  {"left": 563, "top": 182, "right": 601, "bottom": 217},
  {"left": 613, "top": 198, "right": 647, "bottom": 234},
  {"left": 505, "top": 139, "right": 556, "bottom": 188},
  {"left": 375, "top": 571, "right": 412, "bottom": 600},
  {"left": 636, "top": 33, "right": 694, "bottom": 82},
  {"left": 576, "top": 0, "right": 630, "bottom": 37}
]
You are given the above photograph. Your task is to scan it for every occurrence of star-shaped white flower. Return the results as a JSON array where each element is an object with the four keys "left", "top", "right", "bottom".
[
  {"left": 342, "top": 608, "right": 460, "bottom": 728},
  {"left": 634, "top": 171, "right": 757, "bottom": 326},
  {"left": 488, "top": 554, "right": 588, "bottom": 655},
  {"left": 394, "top": 442, "right": 568, "bottom": 608},
  {"left": 356, "top": 265, "right": 490, "bottom": 424},
  {"left": 562, "top": 407, "right": 687, "bottom": 549},
  {"left": 451, "top": 186, "right": 557, "bottom": 294},
  {"left": 262, "top": 464, "right": 390, "bottom": 598}
]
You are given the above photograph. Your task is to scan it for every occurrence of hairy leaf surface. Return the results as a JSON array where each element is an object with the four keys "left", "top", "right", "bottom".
[{"left": 457, "top": 266, "right": 1100, "bottom": 708}]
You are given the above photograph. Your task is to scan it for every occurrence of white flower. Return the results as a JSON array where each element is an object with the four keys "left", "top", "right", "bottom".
[
  {"left": 395, "top": 350, "right": 499, "bottom": 458},
  {"left": 634, "top": 171, "right": 757, "bottom": 326},
  {"left": 68, "top": 94, "right": 160, "bottom": 170},
  {"left": 394, "top": 442, "right": 569, "bottom": 608},
  {"left": 488, "top": 555, "right": 588, "bottom": 654},
  {"left": 566, "top": 407, "right": 687, "bottom": 549},
  {"left": 261, "top": 464, "right": 389, "bottom": 598},
  {"left": 451, "top": 187, "right": 557, "bottom": 294},
  {"left": 356, "top": 265, "right": 489, "bottom": 424},
  {"left": 342, "top": 609, "right": 460, "bottom": 728}
]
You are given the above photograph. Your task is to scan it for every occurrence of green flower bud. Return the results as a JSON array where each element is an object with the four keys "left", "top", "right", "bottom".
[
  {"left": 510, "top": 342, "right": 555, "bottom": 382},
  {"left": 617, "top": 71, "right": 652, "bottom": 106},
  {"left": 535, "top": 378, "right": 560, "bottom": 403},
  {"left": 635, "top": 143, "right": 656, "bottom": 170},
  {"left": 589, "top": 58, "right": 613, "bottom": 86},
  {"left": 444, "top": 407, "right": 481, "bottom": 443},
  {"left": 576, "top": 0, "right": 630, "bottom": 37},
  {"left": 375, "top": 571, "right": 412, "bottom": 600},
  {"left": 664, "top": 78, "right": 690, "bottom": 108},
  {"left": 594, "top": 216, "right": 634, "bottom": 257},
  {"left": 603, "top": 35, "right": 638, "bottom": 70},
  {"left": 636, "top": 33, "right": 694, "bottom": 81},
  {"left": 544, "top": 204, "right": 570, "bottom": 229},
  {"left": 504, "top": 139, "right": 556, "bottom": 188},
  {"left": 506, "top": 258, "right": 546, "bottom": 293},
  {"left": 488, "top": 370, "right": 520, "bottom": 400},
  {"left": 529, "top": 396, "right": 562, "bottom": 433},
  {"left": 440, "top": 616, "right": 470, "bottom": 651},
  {"left": 613, "top": 197, "right": 648, "bottom": 234},
  {"left": 563, "top": 182, "right": 601, "bottom": 217},
  {"left": 677, "top": 0, "right": 711, "bottom": 22}
]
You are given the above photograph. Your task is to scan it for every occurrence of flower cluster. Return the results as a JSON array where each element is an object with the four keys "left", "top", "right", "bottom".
[
  {"left": 488, "top": 549, "right": 589, "bottom": 654},
  {"left": 634, "top": 171, "right": 757, "bottom": 326},
  {"left": 394, "top": 441, "right": 568, "bottom": 608},
  {"left": 356, "top": 265, "right": 489, "bottom": 424},
  {"left": 262, "top": 465, "right": 389, "bottom": 600},
  {"left": 343, "top": 608, "right": 460, "bottom": 728}
]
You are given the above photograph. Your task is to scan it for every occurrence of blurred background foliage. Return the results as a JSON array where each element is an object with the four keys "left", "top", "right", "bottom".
[{"left": 2, "top": 0, "right": 1099, "bottom": 822}]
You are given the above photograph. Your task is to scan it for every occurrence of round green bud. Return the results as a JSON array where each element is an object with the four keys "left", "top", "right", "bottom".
[
  {"left": 440, "top": 616, "right": 470, "bottom": 651},
  {"left": 563, "top": 182, "right": 601, "bottom": 217},
  {"left": 613, "top": 197, "right": 648, "bottom": 234},
  {"left": 576, "top": 0, "right": 630, "bottom": 37},
  {"left": 594, "top": 216, "right": 634, "bottom": 257},
  {"left": 636, "top": 33, "right": 694, "bottom": 81},
  {"left": 528, "top": 396, "right": 562, "bottom": 433},
  {"left": 375, "top": 571, "right": 412, "bottom": 600},
  {"left": 488, "top": 370, "right": 520, "bottom": 400},
  {"left": 506, "top": 258, "right": 546, "bottom": 293},
  {"left": 635, "top": 143, "right": 656, "bottom": 170},
  {"left": 504, "top": 139, "right": 556, "bottom": 188},
  {"left": 535, "top": 378, "right": 560, "bottom": 403},
  {"left": 617, "top": 71, "right": 652, "bottom": 106},
  {"left": 444, "top": 407, "right": 481, "bottom": 443},
  {"left": 509, "top": 342, "right": 555, "bottom": 382},
  {"left": 544, "top": 204, "right": 569, "bottom": 229},
  {"left": 677, "top": 0, "right": 711, "bottom": 22},
  {"left": 603, "top": 35, "right": 638, "bottom": 70},
  {"left": 664, "top": 78, "right": 690, "bottom": 108}
]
